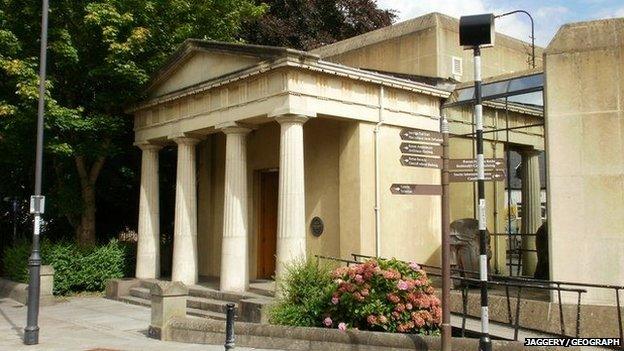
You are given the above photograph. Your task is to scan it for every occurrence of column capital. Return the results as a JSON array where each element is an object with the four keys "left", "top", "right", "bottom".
[
  {"left": 171, "top": 135, "right": 202, "bottom": 146},
  {"left": 216, "top": 121, "right": 255, "bottom": 135},
  {"left": 274, "top": 114, "right": 309, "bottom": 125},
  {"left": 134, "top": 141, "right": 163, "bottom": 152}
]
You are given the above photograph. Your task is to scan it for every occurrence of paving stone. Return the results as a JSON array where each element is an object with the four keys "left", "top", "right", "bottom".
[{"left": 0, "top": 296, "right": 277, "bottom": 351}]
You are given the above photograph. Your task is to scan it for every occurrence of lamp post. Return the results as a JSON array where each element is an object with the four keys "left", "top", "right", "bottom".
[
  {"left": 24, "top": 0, "right": 49, "bottom": 345},
  {"left": 495, "top": 10, "right": 536, "bottom": 68},
  {"left": 440, "top": 115, "right": 451, "bottom": 351},
  {"left": 459, "top": 13, "right": 495, "bottom": 351}
]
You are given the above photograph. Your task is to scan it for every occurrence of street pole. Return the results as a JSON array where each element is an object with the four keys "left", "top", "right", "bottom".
[
  {"left": 495, "top": 10, "right": 535, "bottom": 69},
  {"left": 474, "top": 46, "right": 492, "bottom": 351},
  {"left": 12, "top": 198, "right": 18, "bottom": 244},
  {"left": 440, "top": 115, "right": 451, "bottom": 351},
  {"left": 24, "top": 0, "right": 49, "bottom": 345}
]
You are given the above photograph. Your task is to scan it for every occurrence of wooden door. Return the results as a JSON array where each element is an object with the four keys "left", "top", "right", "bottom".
[{"left": 257, "top": 171, "right": 278, "bottom": 279}]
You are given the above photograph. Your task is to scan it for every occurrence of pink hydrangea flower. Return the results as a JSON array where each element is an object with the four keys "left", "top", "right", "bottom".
[
  {"left": 366, "top": 315, "right": 378, "bottom": 325},
  {"left": 379, "top": 315, "right": 388, "bottom": 324},
  {"left": 397, "top": 280, "right": 409, "bottom": 290},
  {"left": 331, "top": 296, "right": 340, "bottom": 305},
  {"left": 338, "top": 322, "right": 347, "bottom": 331},
  {"left": 409, "top": 261, "right": 421, "bottom": 271},
  {"left": 355, "top": 274, "right": 364, "bottom": 284},
  {"left": 323, "top": 317, "right": 333, "bottom": 327}
]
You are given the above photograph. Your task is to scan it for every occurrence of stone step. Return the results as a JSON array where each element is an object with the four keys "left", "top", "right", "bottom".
[
  {"left": 186, "top": 308, "right": 227, "bottom": 321},
  {"left": 188, "top": 285, "right": 268, "bottom": 303},
  {"left": 127, "top": 287, "right": 238, "bottom": 315},
  {"left": 129, "top": 287, "right": 151, "bottom": 300},
  {"left": 187, "top": 296, "right": 238, "bottom": 314},
  {"left": 118, "top": 295, "right": 151, "bottom": 308},
  {"left": 138, "top": 279, "right": 273, "bottom": 302},
  {"left": 118, "top": 294, "right": 228, "bottom": 321},
  {"left": 247, "top": 286, "right": 275, "bottom": 298}
]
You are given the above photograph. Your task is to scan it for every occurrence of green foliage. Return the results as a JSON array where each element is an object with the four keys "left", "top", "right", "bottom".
[
  {"left": 0, "top": 0, "right": 266, "bottom": 244},
  {"left": 268, "top": 259, "right": 337, "bottom": 327},
  {"left": 2, "top": 239, "right": 134, "bottom": 295},
  {"left": 2, "top": 240, "right": 31, "bottom": 283},
  {"left": 243, "top": 0, "right": 396, "bottom": 50}
]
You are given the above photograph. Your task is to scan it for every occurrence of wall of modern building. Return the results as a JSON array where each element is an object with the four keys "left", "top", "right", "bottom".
[
  {"left": 311, "top": 12, "right": 543, "bottom": 82},
  {"left": 545, "top": 18, "right": 624, "bottom": 305}
]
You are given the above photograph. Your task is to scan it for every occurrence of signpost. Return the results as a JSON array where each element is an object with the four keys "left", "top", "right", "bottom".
[
  {"left": 390, "top": 184, "right": 442, "bottom": 196},
  {"left": 449, "top": 158, "right": 505, "bottom": 171},
  {"left": 400, "top": 155, "right": 443, "bottom": 169},
  {"left": 400, "top": 128, "right": 443, "bottom": 143},
  {"left": 400, "top": 142, "right": 443, "bottom": 156},
  {"left": 449, "top": 170, "right": 506, "bottom": 183}
]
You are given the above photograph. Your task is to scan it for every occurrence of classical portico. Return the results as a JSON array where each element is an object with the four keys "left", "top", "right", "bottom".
[{"left": 130, "top": 39, "right": 455, "bottom": 291}]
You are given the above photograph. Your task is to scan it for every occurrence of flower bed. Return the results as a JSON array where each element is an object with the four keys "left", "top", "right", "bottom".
[
  {"left": 324, "top": 258, "right": 441, "bottom": 334},
  {"left": 268, "top": 258, "right": 441, "bottom": 335}
]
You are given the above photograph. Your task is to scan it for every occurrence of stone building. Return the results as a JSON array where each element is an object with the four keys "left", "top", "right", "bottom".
[{"left": 127, "top": 12, "right": 622, "bottom": 306}]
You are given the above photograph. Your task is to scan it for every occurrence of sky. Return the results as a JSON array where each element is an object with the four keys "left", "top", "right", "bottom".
[{"left": 376, "top": 0, "right": 624, "bottom": 47}]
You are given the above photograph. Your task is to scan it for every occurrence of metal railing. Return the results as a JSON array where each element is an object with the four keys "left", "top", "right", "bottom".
[
  {"left": 348, "top": 253, "right": 593, "bottom": 341},
  {"left": 312, "top": 254, "right": 623, "bottom": 344}
]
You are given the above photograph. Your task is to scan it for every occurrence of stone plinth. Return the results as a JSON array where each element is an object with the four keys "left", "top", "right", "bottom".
[{"left": 149, "top": 281, "right": 188, "bottom": 340}]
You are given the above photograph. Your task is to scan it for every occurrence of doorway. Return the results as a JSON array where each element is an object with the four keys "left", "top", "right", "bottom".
[{"left": 257, "top": 170, "right": 278, "bottom": 279}]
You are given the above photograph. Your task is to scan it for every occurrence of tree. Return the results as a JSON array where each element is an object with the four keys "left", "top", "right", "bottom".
[
  {"left": 0, "top": 0, "right": 266, "bottom": 247},
  {"left": 243, "top": 0, "right": 396, "bottom": 50}
]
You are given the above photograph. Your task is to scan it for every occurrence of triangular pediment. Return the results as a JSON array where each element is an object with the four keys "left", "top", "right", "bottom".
[
  {"left": 146, "top": 39, "right": 318, "bottom": 98},
  {"left": 149, "top": 51, "right": 262, "bottom": 97}
]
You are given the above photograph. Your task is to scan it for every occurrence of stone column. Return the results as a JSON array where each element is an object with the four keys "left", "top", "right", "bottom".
[
  {"left": 136, "top": 143, "right": 162, "bottom": 279},
  {"left": 172, "top": 136, "right": 200, "bottom": 285},
  {"left": 521, "top": 149, "right": 542, "bottom": 276},
  {"left": 275, "top": 115, "right": 308, "bottom": 279},
  {"left": 220, "top": 126, "right": 252, "bottom": 292}
]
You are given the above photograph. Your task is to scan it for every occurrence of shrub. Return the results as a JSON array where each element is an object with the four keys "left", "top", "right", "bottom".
[
  {"left": 268, "top": 259, "right": 337, "bottom": 327},
  {"left": 268, "top": 257, "right": 441, "bottom": 335},
  {"left": 326, "top": 258, "right": 441, "bottom": 334},
  {"left": 2, "top": 239, "right": 133, "bottom": 295},
  {"left": 2, "top": 240, "right": 30, "bottom": 283}
]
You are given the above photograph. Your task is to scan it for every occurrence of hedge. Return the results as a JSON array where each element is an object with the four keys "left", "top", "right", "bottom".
[{"left": 2, "top": 239, "right": 135, "bottom": 295}]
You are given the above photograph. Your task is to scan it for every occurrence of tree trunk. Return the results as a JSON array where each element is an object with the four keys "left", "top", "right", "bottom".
[
  {"left": 74, "top": 154, "right": 107, "bottom": 248},
  {"left": 77, "top": 183, "right": 97, "bottom": 247}
]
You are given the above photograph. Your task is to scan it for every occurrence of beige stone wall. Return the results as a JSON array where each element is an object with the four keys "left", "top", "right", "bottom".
[
  {"left": 312, "top": 13, "right": 543, "bottom": 82},
  {"left": 338, "top": 122, "right": 377, "bottom": 259},
  {"left": 337, "top": 121, "right": 443, "bottom": 266},
  {"left": 197, "top": 134, "right": 226, "bottom": 278},
  {"left": 545, "top": 18, "right": 624, "bottom": 305},
  {"left": 323, "top": 26, "right": 439, "bottom": 78},
  {"left": 378, "top": 124, "right": 441, "bottom": 265}
]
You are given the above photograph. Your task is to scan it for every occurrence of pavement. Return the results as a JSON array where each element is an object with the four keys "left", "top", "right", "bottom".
[{"left": 0, "top": 296, "right": 278, "bottom": 351}]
